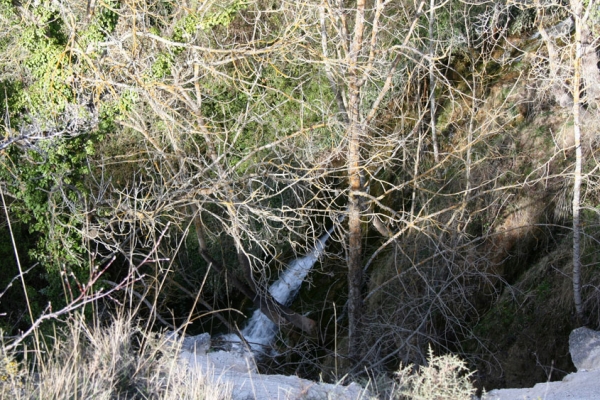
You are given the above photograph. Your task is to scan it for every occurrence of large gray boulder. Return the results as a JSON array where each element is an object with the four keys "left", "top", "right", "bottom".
[{"left": 569, "top": 327, "right": 600, "bottom": 372}]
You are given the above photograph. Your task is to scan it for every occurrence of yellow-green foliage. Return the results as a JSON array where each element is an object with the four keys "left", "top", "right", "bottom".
[{"left": 0, "top": 354, "right": 22, "bottom": 385}]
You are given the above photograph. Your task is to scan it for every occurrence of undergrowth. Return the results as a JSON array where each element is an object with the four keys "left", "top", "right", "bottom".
[
  {"left": 0, "top": 315, "right": 232, "bottom": 399},
  {"left": 0, "top": 312, "right": 480, "bottom": 399}
]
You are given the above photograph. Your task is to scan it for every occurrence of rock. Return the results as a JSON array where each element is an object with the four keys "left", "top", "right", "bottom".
[
  {"left": 165, "top": 331, "right": 211, "bottom": 355},
  {"left": 180, "top": 332, "right": 211, "bottom": 355},
  {"left": 175, "top": 333, "right": 369, "bottom": 400},
  {"left": 180, "top": 348, "right": 258, "bottom": 374},
  {"left": 569, "top": 327, "right": 600, "bottom": 372},
  {"left": 483, "top": 370, "right": 600, "bottom": 400}
]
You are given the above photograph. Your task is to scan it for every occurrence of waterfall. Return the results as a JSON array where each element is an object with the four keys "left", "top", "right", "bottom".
[{"left": 222, "top": 224, "right": 336, "bottom": 353}]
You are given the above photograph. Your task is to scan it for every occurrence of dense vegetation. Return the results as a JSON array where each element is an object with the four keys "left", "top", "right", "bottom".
[{"left": 1, "top": 0, "right": 599, "bottom": 395}]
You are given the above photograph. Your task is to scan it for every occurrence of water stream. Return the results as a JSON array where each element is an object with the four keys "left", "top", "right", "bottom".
[{"left": 222, "top": 224, "right": 336, "bottom": 353}]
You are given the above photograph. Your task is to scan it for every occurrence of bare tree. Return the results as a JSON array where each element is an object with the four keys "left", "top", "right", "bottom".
[
  {"left": 80, "top": 0, "right": 509, "bottom": 367},
  {"left": 569, "top": 0, "right": 597, "bottom": 325},
  {"left": 315, "top": 0, "right": 429, "bottom": 362},
  {"left": 60, "top": 0, "right": 344, "bottom": 337},
  {"left": 531, "top": 0, "right": 599, "bottom": 324},
  {"left": 4, "top": 0, "right": 560, "bottom": 377}
]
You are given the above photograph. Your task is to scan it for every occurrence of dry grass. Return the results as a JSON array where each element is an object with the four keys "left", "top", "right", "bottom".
[{"left": 0, "top": 315, "right": 231, "bottom": 400}]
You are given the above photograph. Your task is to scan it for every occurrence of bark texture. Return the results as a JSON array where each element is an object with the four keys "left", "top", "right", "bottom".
[{"left": 345, "top": 0, "right": 367, "bottom": 362}]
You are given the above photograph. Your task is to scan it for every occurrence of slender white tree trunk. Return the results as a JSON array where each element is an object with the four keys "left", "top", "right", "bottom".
[
  {"left": 570, "top": 0, "right": 585, "bottom": 324},
  {"left": 429, "top": 0, "right": 439, "bottom": 164}
]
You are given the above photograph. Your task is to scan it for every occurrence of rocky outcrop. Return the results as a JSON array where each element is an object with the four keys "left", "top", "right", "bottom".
[
  {"left": 170, "top": 332, "right": 368, "bottom": 400},
  {"left": 569, "top": 327, "right": 600, "bottom": 372}
]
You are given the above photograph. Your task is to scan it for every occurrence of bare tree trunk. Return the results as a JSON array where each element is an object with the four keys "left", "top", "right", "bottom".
[
  {"left": 347, "top": 121, "right": 364, "bottom": 361},
  {"left": 429, "top": 0, "right": 439, "bottom": 164},
  {"left": 462, "top": 70, "right": 477, "bottom": 215},
  {"left": 346, "top": 0, "right": 366, "bottom": 362},
  {"left": 570, "top": 0, "right": 585, "bottom": 325},
  {"left": 411, "top": 86, "right": 425, "bottom": 221}
]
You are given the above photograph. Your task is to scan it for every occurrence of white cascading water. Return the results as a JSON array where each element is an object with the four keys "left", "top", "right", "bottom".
[{"left": 222, "top": 224, "right": 336, "bottom": 354}]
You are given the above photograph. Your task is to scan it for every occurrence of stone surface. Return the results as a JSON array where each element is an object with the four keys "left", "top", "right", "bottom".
[
  {"left": 165, "top": 331, "right": 211, "bottom": 355},
  {"left": 179, "top": 349, "right": 258, "bottom": 374},
  {"left": 569, "top": 327, "right": 600, "bottom": 372},
  {"left": 483, "top": 370, "right": 600, "bottom": 400},
  {"left": 180, "top": 332, "right": 211, "bottom": 354},
  {"left": 174, "top": 334, "right": 368, "bottom": 400}
]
